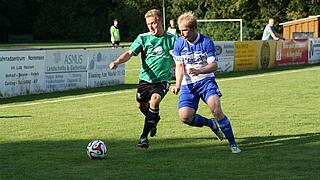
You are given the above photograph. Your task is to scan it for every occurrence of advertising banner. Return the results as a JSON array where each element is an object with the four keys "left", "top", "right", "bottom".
[
  {"left": 215, "top": 41, "right": 234, "bottom": 73},
  {"left": 308, "top": 38, "right": 320, "bottom": 64},
  {"left": 86, "top": 48, "right": 125, "bottom": 87},
  {"left": 45, "top": 49, "right": 87, "bottom": 91},
  {"left": 234, "top": 41, "right": 257, "bottom": 71},
  {"left": 256, "top": 40, "right": 277, "bottom": 69},
  {"left": 0, "top": 51, "right": 45, "bottom": 97},
  {"left": 275, "top": 39, "right": 308, "bottom": 66}
]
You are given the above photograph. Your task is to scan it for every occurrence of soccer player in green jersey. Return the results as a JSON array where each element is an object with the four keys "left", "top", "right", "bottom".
[
  {"left": 109, "top": 9, "right": 176, "bottom": 149},
  {"left": 110, "top": 19, "right": 120, "bottom": 47}
]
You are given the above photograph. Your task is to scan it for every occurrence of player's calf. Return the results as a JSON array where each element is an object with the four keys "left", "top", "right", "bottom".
[{"left": 210, "top": 119, "right": 224, "bottom": 141}]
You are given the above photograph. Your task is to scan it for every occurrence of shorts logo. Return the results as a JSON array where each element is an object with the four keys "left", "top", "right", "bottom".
[{"left": 137, "top": 92, "right": 141, "bottom": 99}]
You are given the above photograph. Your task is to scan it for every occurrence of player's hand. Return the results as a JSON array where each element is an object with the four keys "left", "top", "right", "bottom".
[
  {"left": 171, "top": 86, "right": 180, "bottom": 95},
  {"left": 109, "top": 62, "right": 118, "bottom": 70},
  {"left": 188, "top": 68, "right": 200, "bottom": 76}
]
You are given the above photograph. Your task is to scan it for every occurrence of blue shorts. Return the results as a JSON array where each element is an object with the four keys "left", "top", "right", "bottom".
[{"left": 178, "top": 77, "right": 222, "bottom": 110}]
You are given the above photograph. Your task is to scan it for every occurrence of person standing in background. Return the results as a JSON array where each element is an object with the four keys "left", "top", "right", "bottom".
[
  {"left": 167, "top": 19, "right": 178, "bottom": 36},
  {"left": 110, "top": 19, "right": 120, "bottom": 47},
  {"left": 262, "top": 18, "right": 284, "bottom": 40}
]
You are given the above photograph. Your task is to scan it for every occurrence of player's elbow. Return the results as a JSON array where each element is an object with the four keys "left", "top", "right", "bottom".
[{"left": 209, "top": 63, "right": 218, "bottom": 72}]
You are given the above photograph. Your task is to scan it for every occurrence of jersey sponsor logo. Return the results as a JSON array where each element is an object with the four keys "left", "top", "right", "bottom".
[
  {"left": 181, "top": 52, "right": 207, "bottom": 64},
  {"left": 153, "top": 46, "right": 163, "bottom": 55}
]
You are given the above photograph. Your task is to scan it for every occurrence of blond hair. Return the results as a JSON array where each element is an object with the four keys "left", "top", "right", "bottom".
[
  {"left": 177, "top": 11, "right": 197, "bottom": 29},
  {"left": 145, "top": 9, "right": 162, "bottom": 20}
]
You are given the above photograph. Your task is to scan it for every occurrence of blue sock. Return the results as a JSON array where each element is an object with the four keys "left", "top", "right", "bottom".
[
  {"left": 190, "top": 114, "right": 213, "bottom": 127},
  {"left": 218, "top": 116, "right": 236, "bottom": 145}
]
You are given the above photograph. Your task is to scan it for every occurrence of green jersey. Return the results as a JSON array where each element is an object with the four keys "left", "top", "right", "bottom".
[
  {"left": 129, "top": 32, "right": 176, "bottom": 83},
  {"left": 110, "top": 25, "right": 120, "bottom": 41},
  {"left": 167, "top": 26, "right": 178, "bottom": 36}
]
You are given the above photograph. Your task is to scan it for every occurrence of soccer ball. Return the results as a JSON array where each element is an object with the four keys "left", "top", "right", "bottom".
[{"left": 86, "top": 140, "right": 107, "bottom": 159}]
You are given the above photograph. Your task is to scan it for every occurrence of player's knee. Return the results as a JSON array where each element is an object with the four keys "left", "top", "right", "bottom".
[
  {"left": 150, "top": 94, "right": 162, "bottom": 107},
  {"left": 179, "top": 114, "right": 193, "bottom": 124}
]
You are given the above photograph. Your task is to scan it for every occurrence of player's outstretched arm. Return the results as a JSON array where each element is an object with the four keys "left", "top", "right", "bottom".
[{"left": 109, "top": 51, "right": 133, "bottom": 70}]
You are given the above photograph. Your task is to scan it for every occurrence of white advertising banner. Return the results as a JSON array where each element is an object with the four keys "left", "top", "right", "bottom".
[
  {"left": 0, "top": 51, "right": 45, "bottom": 97},
  {"left": 215, "top": 41, "right": 234, "bottom": 73},
  {"left": 45, "top": 49, "right": 87, "bottom": 91},
  {"left": 86, "top": 48, "right": 125, "bottom": 87},
  {"left": 308, "top": 38, "right": 320, "bottom": 64}
]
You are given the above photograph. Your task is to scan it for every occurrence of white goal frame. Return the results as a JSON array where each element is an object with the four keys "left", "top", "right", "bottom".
[{"left": 197, "top": 19, "right": 243, "bottom": 41}]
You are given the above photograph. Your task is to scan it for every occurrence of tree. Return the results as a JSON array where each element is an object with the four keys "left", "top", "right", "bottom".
[{"left": 1, "top": 0, "right": 319, "bottom": 42}]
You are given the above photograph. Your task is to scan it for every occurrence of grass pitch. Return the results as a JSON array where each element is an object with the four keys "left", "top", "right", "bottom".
[{"left": 0, "top": 53, "right": 320, "bottom": 179}]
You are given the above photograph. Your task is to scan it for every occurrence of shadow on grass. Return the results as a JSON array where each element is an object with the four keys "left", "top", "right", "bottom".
[
  {"left": 238, "top": 132, "right": 320, "bottom": 149},
  {"left": 1, "top": 132, "right": 319, "bottom": 179},
  {"left": 0, "top": 83, "right": 137, "bottom": 105},
  {"left": 215, "top": 63, "right": 320, "bottom": 79}
]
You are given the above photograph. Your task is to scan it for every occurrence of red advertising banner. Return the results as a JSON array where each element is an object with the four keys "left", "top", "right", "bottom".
[{"left": 275, "top": 39, "right": 308, "bottom": 66}]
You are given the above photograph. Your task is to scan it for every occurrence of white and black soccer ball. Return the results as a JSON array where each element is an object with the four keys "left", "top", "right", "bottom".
[{"left": 86, "top": 140, "right": 107, "bottom": 160}]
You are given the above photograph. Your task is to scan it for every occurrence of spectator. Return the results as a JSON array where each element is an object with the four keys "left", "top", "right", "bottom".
[
  {"left": 262, "top": 18, "right": 285, "bottom": 40},
  {"left": 167, "top": 19, "right": 178, "bottom": 36},
  {"left": 110, "top": 19, "right": 120, "bottom": 47}
]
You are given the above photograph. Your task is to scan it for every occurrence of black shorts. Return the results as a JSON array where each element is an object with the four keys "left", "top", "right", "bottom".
[
  {"left": 112, "top": 41, "right": 120, "bottom": 46},
  {"left": 136, "top": 80, "right": 170, "bottom": 103}
]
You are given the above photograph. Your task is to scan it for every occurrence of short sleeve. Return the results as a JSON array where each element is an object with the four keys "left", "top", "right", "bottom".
[
  {"left": 206, "top": 39, "right": 218, "bottom": 63},
  {"left": 129, "top": 35, "right": 143, "bottom": 56},
  {"left": 266, "top": 26, "right": 272, "bottom": 34},
  {"left": 173, "top": 38, "right": 184, "bottom": 64}
]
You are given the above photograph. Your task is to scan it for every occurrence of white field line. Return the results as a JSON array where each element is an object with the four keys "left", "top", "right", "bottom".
[
  {"left": 218, "top": 66, "right": 320, "bottom": 82},
  {"left": 125, "top": 68, "right": 139, "bottom": 72},
  {"left": 1, "top": 66, "right": 319, "bottom": 109}
]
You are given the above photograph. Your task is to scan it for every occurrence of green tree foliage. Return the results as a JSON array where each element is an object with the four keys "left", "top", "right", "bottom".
[
  {"left": 168, "top": 0, "right": 320, "bottom": 40},
  {"left": 0, "top": 0, "right": 319, "bottom": 42},
  {"left": 33, "top": 0, "right": 117, "bottom": 41}
]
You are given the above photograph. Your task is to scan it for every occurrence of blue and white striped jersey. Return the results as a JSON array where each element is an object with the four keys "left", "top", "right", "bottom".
[{"left": 173, "top": 33, "right": 218, "bottom": 85}]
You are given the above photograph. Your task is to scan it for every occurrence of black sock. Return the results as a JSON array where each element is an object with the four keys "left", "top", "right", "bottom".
[{"left": 141, "top": 108, "right": 159, "bottom": 137}]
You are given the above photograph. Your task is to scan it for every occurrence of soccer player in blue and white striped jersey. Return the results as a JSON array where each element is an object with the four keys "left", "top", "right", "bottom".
[{"left": 171, "top": 12, "right": 241, "bottom": 153}]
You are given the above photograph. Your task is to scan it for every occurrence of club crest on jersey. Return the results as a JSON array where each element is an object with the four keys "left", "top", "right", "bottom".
[{"left": 153, "top": 46, "right": 163, "bottom": 55}]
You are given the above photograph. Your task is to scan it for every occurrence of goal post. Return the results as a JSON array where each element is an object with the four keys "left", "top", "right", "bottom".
[{"left": 197, "top": 19, "right": 243, "bottom": 41}]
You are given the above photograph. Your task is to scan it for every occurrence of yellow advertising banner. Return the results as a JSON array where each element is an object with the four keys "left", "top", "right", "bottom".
[
  {"left": 256, "top": 40, "right": 277, "bottom": 69},
  {"left": 234, "top": 41, "right": 257, "bottom": 71}
]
